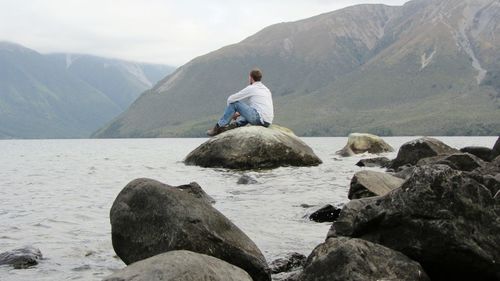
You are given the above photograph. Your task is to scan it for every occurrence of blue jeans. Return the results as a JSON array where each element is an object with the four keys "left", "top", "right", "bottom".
[{"left": 218, "top": 101, "right": 263, "bottom": 127}]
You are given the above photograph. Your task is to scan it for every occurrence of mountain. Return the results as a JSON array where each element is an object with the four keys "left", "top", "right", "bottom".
[
  {"left": 94, "top": 0, "right": 500, "bottom": 138},
  {"left": 0, "top": 42, "right": 175, "bottom": 138}
]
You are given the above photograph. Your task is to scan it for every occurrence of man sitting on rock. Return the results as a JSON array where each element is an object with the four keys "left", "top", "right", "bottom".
[{"left": 207, "top": 68, "right": 274, "bottom": 136}]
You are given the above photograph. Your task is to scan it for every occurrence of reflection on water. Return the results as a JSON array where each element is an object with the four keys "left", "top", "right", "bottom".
[{"left": 0, "top": 136, "right": 496, "bottom": 280}]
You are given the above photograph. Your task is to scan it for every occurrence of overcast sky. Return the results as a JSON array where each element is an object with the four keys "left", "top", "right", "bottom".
[{"left": 0, "top": 0, "right": 410, "bottom": 66}]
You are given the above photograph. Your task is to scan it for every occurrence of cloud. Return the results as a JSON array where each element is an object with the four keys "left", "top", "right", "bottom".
[{"left": 0, "top": 0, "right": 410, "bottom": 65}]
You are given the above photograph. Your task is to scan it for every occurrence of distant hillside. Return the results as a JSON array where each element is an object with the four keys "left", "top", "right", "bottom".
[
  {"left": 94, "top": 0, "right": 500, "bottom": 138},
  {"left": 0, "top": 42, "right": 174, "bottom": 138}
]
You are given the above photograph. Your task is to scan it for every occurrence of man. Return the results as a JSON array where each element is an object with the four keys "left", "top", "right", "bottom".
[{"left": 207, "top": 68, "right": 274, "bottom": 136}]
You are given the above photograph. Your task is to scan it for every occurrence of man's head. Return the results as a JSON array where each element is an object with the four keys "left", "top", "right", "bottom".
[{"left": 249, "top": 68, "right": 262, "bottom": 84}]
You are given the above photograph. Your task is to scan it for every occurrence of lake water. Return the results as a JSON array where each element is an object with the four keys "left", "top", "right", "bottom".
[{"left": 0, "top": 136, "right": 496, "bottom": 280}]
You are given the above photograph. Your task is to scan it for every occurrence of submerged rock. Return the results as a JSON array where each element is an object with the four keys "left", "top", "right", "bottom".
[
  {"left": 110, "top": 178, "right": 270, "bottom": 281},
  {"left": 184, "top": 125, "right": 321, "bottom": 169},
  {"left": 330, "top": 165, "right": 500, "bottom": 281},
  {"left": 103, "top": 250, "right": 252, "bottom": 281},
  {"left": 270, "top": 252, "right": 306, "bottom": 274},
  {"left": 237, "top": 174, "right": 258, "bottom": 185},
  {"left": 389, "top": 137, "right": 458, "bottom": 169},
  {"left": 0, "top": 246, "right": 42, "bottom": 269},
  {"left": 298, "top": 237, "right": 429, "bottom": 281},
  {"left": 336, "top": 133, "right": 394, "bottom": 157},
  {"left": 308, "top": 204, "right": 341, "bottom": 223},
  {"left": 348, "top": 170, "right": 404, "bottom": 200}
]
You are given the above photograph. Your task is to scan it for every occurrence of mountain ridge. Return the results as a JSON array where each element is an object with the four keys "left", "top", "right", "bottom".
[
  {"left": 0, "top": 42, "right": 175, "bottom": 138},
  {"left": 95, "top": 0, "right": 500, "bottom": 138}
]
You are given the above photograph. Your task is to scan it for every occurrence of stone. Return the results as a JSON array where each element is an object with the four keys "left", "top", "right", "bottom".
[
  {"left": 348, "top": 170, "right": 405, "bottom": 200},
  {"left": 389, "top": 137, "right": 458, "bottom": 169},
  {"left": 308, "top": 204, "right": 341, "bottom": 223},
  {"left": 269, "top": 252, "right": 306, "bottom": 274},
  {"left": 184, "top": 125, "right": 321, "bottom": 169},
  {"left": 0, "top": 246, "right": 42, "bottom": 269},
  {"left": 298, "top": 237, "right": 429, "bottom": 281},
  {"left": 492, "top": 137, "right": 500, "bottom": 159},
  {"left": 330, "top": 165, "right": 500, "bottom": 281},
  {"left": 237, "top": 174, "right": 258, "bottom": 184},
  {"left": 336, "top": 133, "right": 394, "bottom": 157},
  {"left": 103, "top": 250, "right": 252, "bottom": 281},
  {"left": 110, "top": 178, "right": 270, "bottom": 281},
  {"left": 355, "top": 157, "right": 391, "bottom": 167},
  {"left": 460, "top": 146, "right": 493, "bottom": 162},
  {"left": 416, "top": 152, "right": 486, "bottom": 172}
]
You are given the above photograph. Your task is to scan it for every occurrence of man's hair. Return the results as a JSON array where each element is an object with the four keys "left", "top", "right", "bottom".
[{"left": 250, "top": 69, "right": 262, "bottom": 82}]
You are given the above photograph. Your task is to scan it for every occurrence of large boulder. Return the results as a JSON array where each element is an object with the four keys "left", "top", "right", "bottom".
[
  {"left": 389, "top": 137, "right": 459, "bottom": 169},
  {"left": 336, "top": 133, "right": 394, "bottom": 157},
  {"left": 0, "top": 246, "right": 42, "bottom": 269},
  {"left": 298, "top": 237, "right": 429, "bottom": 281},
  {"left": 110, "top": 178, "right": 270, "bottom": 281},
  {"left": 330, "top": 165, "right": 500, "bottom": 281},
  {"left": 103, "top": 250, "right": 252, "bottom": 281},
  {"left": 184, "top": 125, "right": 321, "bottom": 169},
  {"left": 348, "top": 170, "right": 405, "bottom": 200}
]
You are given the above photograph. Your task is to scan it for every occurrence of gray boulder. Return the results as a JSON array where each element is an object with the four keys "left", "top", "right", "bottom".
[
  {"left": 337, "top": 133, "right": 394, "bottom": 157},
  {"left": 103, "top": 250, "right": 252, "bottom": 281},
  {"left": 184, "top": 125, "right": 321, "bottom": 169},
  {"left": 460, "top": 146, "right": 493, "bottom": 162},
  {"left": 389, "top": 137, "right": 458, "bottom": 169},
  {"left": 0, "top": 246, "right": 42, "bottom": 269},
  {"left": 330, "top": 165, "right": 500, "bottom": 281},
  {"left": 298, "top": 237, "right": 429, "bottom": 281},
  {"left": 110, "top": 178, "right": 270, "bottom": 281},
  {"left": 348, "top": 170, "right": 405, "bottom": 200}
]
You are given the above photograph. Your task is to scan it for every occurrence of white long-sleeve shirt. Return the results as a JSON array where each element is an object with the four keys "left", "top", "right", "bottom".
[{"left": 227, "top": 82, "right": 274, "bottom": 124}]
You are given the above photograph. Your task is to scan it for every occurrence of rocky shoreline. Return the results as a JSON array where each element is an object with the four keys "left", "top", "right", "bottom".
[{"left": 102, "top": 134, "right": 499, "bottom": 280}]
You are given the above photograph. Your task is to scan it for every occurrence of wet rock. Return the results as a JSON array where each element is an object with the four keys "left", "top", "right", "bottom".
[
  {"left": 348, "top": 170, "right": 404, "bottom": 200},
  {"left": 110, "top": 178, "right": 270, "bottom": 281},
  {"left": 298, "top": 237, "right": 429, "bottom": 281},
  {"left": 460, "top": 146, "right": 493, "bottom": 162},
  {"left": 355, "top": 157, "right": 391, "bottom": 167},
  {"left": 389, "top": 137, "right": 458, "bottom": 169},
  {"left": 308, "top": 204, "right": 341, "bottom": 223},
  {"left": 337, "top": 133, "right": 394, "bottom": 157},
  {"left": 184, "top": 125, "right": 321, "bottom": 170},
  {"left": 330, "top": 165, "right": 500, "bottom": 281},
  {"left": 0, "top": 246, "right": 42, "bottom": 269},
  {"left": 237, "top": 174, "right": 258, "bottom": 185},
  {"left": 103, "top": 250, "right": 252, "bottom": 281},
  {"left": 270, "top": 252, "right": 306, "bottom": 274},
  {"left": 416, "top": 152, "right": 486, "bottom": 172}
]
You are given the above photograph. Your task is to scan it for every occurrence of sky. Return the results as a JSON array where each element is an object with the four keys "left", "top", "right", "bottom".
[{"left": 0, "top": 0, "right": 410, "bottom": 66}]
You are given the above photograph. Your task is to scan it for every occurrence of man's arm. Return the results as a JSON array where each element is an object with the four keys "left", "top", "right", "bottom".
[{"left": 227, "top": 85, "right": 253, "bottom": 105}]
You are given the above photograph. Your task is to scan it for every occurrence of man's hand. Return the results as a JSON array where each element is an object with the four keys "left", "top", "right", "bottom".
[{"left": 232, "top": 112, "right": 240, "bottom": 120}]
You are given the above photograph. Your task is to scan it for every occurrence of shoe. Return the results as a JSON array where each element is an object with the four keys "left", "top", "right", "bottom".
[{"left": 206, "top": 124, "right": 224, "bottom": 137}]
